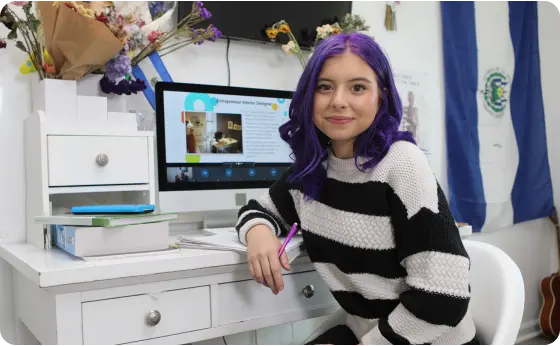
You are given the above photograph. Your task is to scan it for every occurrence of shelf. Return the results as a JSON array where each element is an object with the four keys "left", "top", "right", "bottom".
[{"left": 49, "top": 184, "right": 150, "bottom": 194}]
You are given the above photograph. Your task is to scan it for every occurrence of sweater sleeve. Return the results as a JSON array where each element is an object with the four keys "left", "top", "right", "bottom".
[
  {"left": 361, "top": 144, "right": 471, "bottom": 345},
  {"left": 236, "top": 167, "right": 301, "bottom": 245}
]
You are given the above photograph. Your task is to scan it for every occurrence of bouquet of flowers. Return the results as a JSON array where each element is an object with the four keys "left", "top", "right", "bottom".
[
  {"left": 265, "top": 13, "right": 370, "bottom": 68},
  {"left": 1, "top": 1, "right": 221, "bottom": 95}
]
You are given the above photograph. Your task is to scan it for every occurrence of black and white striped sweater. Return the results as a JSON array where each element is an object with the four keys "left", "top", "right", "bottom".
[{"left": 236, "top": 141, "right": 477, "bottom": 345}]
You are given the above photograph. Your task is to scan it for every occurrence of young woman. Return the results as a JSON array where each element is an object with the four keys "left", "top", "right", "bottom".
[{"left": 236, "top": 33, "right": 477, "bottom": 345}]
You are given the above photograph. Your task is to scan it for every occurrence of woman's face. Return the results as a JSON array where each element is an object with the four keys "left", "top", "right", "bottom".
[{"left": 313, "top": 51, "right": 380, "bottom": 154}]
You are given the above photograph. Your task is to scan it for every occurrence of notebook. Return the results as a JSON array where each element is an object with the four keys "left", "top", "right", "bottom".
[
  {"left": 175, "top": 229, "right": 305, "bottom": 263},
  {"left": 35, "top": 212, "right": 178, "bottom": 227}
]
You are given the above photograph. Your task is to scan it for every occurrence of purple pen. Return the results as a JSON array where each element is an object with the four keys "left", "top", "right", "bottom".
[
  {"left": 263, "top": 222, "right": 298, "bottom": 288},
  {"left": 278, "top": 222, "right": 298, "bottom": 257}
]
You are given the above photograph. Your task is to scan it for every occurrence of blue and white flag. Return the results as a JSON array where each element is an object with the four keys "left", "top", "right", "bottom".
[
  {"left": 131, "top": 52, "right": 173, "bottom": 109},
  {"left": 441, "top": 1, "right": 554, "bottom": 232}
]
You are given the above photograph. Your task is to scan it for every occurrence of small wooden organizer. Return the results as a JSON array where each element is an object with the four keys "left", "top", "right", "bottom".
[{"left": 25, "top": 78, "right": 156, "bottom": 249}]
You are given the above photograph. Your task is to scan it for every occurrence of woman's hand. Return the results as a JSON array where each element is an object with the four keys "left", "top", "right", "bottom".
[{"left": 246, "top": 224, "right": 291, "bottom": 294}]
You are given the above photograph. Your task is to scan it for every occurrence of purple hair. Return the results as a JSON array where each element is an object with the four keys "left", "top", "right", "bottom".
[{"left": 279, "top": 33, "right": 415, "bottom": 200}]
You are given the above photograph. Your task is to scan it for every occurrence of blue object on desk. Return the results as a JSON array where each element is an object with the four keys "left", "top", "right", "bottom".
[{"left": 71, "top": 204, "right": 156, "bottom": 214}]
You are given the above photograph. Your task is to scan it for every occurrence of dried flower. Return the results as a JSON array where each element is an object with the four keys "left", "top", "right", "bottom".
[
  {"left": 265, "top": 15, "right": 370, "bottom": 70},
  {"left": 278, "top": 23, "right": 290, "bottom": 33},
  {"left": 0, "top": 39, "right": 6, "bottom": 49},
  {"left": 147, "top": 30, "right": 164, "bottom": 43},
  {"left": 11, "top": 1, "right": 28, "bottom": 6},
  {"left": 282, "top": 41, "right": 295, "bottom": 55},
  {"left": 266, "top": 28, "right": 278, "bottom": 40},
  {"left": 100, "top": 75, "right": 146, "bottom": 95},
  {"left": 148, "top": 1, "right": 168, "bottom": 20},
  {"left": 105, "top": 53, "right": 131, "bottom": 82},
  {"left": 207, "top": 24, "right": 222, "bottom": 41}
]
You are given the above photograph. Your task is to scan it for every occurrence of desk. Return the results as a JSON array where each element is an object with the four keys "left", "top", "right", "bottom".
[
  {"left": 0, "top": 241, "right": 337, "bottom": 345},
  {"left": 0, "top": 218, "right": 473, "bottom": 345}
]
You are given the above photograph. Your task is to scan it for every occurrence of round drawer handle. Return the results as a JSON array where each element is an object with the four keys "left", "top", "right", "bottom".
[
  {"left": 146, "top": 310, "right": 161, "bottom": 326},
  {"left": 95, "top": 153, "right": 109, "bottom": 167},
  {"left": 302, "top": 284, "right": 315, "bottom": 298}
]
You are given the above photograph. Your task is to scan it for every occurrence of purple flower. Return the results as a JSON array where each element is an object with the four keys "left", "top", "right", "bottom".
[
  {"left": 200, "top": 7, "right": 211, "bottom": 19},
  {"left": 105, "top": 54, "right": 131, "bottom": 82},
  {"left": 208, "top": 24, "right": 222, "bottom": 42},
  {"left": 0, "top": 39, "right": 6, "bottom": 49},
  {"left": 148, "top": 1, "right": 167, "bottom": 19},
  {"left": 100, "top": 75, "right": 147, "bottom": 95},
  {"left": 195, "top": 1, "right": 204, "bottom": 8}
]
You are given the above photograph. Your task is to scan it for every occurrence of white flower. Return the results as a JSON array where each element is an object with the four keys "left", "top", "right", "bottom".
[{"left": 282, "top": 40, "right": 296, "bottom": 55}]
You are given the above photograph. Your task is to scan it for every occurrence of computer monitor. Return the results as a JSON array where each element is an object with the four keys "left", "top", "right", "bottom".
[{"left": 155, "top": 82, "right": 293, "bottom": 214}]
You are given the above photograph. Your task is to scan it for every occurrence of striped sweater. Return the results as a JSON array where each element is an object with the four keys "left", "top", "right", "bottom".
[{"left": 236, "top": 141, "right": 477, "bottom": 345}]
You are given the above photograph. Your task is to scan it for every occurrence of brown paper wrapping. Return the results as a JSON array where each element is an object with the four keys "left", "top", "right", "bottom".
[{"left": 36, "top": 2, "right": 123, "bottom": 80}]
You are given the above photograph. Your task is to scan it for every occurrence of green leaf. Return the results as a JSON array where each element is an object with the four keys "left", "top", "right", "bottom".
[
  {"left": 15, "top": 40, "right": 27, "bottom": 53},
  {"left": 7, "top": 29, "right": 17, "bottom": 40},
  {"left": 29, "top": 18, "right": 39, "bottom": 32}
]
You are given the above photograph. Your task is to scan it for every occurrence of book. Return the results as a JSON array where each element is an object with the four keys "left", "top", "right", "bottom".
[
  {"left": 36, "top": 212, "right": 178, "bottom": 228},
  {"left": 52, "top": 222, "right": 171, "bottom": 257},
  {"left": 174, "top": 229, "right": 306, "bottom": 264}
]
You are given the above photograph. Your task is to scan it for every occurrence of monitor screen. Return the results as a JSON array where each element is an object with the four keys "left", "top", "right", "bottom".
[{"left": 155, "top": 82, "right": 293, "bottom": 192}]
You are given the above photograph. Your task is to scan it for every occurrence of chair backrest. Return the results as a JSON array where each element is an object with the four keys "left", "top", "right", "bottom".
[{"left": 463, "top": 240, "right": 525, "bottom": 344}]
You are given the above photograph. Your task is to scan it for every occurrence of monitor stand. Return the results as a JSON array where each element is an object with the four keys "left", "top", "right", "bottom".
[{"left": 202, "top": 209, "right": 239, "bottom": 230}]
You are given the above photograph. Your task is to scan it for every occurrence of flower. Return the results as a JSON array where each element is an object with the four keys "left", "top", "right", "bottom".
[
  {"left": 278, "top": 23, "right": 290, "bottom": 33},
  {"left": 266, "top": 28, "right": 278, "bottom": 40},
  {"left": 282, "top": 41, "right": 295, "bottom": 55},
  {"left": 199, "top": 7, "right": 211, "bottom": 20},
  {"left": 105, "top": 53, "right": 132, "bottom": 82},
  {"left": 11, "top": 1, "right": 28, "bottom": 6},
  {"left": 0, "top": 39, "right": 6, "bottom": 49},
  {"left": 207, "top": 24, "right": 222, "bottom": 41},
  {"left": 147, "top": 30, "right": 164, "bottom": 43},
  {"left": 148, "top": 1, "right": 167, "bottom": 20},
  {"left": 99, "top": 75, "right": 146, "bottom": 95}
]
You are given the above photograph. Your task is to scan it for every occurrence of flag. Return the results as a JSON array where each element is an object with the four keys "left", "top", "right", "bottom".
[
  {"left": 441, "top": 1, "right": 553, "bottom": 231},
  {"left": 131, "top": 51, "right": 173, "bottom": 110}
]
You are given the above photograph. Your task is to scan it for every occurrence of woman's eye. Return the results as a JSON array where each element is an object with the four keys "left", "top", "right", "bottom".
[
  {"left": 351, "top": 84, "right": 367, "bottom": 92},
  {"left": 317, "top": 84, "right": 333, "bottom": 92}
]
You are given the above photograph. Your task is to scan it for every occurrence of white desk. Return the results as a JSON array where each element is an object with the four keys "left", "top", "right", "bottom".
[{"left": 0, "top": 241, "right": 337, "bottom": 345}]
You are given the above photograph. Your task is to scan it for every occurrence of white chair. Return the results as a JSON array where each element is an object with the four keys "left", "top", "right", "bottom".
[
  {"left": 465, "top": 239, "right": 525, "bottom": 345},
  {"left": 303, "top": 240, "right": 525, "bottom": 345}
]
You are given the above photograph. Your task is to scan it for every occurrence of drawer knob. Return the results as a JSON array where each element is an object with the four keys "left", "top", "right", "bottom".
[
  {"left": 95, "top": 153, "right": 109, "bottom": 167},
  {"left": 302, "top": 284, "right": 315, "bottom": 298},
  {"left": 146, "top": 310, "right": 161, "bottom": 326}
]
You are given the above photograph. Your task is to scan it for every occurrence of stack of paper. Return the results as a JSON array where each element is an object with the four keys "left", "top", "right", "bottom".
[{"left": 175, "top": 230, "right": 305, "bottom": 263}]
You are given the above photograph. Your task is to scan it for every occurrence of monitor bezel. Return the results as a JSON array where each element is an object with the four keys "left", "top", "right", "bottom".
[{"left": 155, "top": 81, "right": 294, "bottom": 192}]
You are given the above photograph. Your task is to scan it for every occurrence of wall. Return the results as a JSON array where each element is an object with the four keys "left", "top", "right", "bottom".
[{"left": 0, "top": 1, "right": 559, "bottom": 344}]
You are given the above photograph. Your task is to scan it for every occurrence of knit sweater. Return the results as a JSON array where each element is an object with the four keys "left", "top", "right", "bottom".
[{"left": 236, "top": 141, "right": 477, "bottom": 345}]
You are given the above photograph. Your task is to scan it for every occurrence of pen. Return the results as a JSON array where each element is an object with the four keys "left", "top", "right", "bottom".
[
  {"left": 264, "top": 222, "right": 298, "bottom": 287},
  {"left": 278, "top": 222, "right": 298, "bottom": 257}
]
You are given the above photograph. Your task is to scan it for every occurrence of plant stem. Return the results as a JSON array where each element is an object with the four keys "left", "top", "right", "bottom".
[
  {"left": 158, "top": 38, "right": 193, "bottom": 53},
  {"left": 7, "top": 7, "right": 43, "bottom": 78},
  {"left": 159, "top": 41, "right": 194, "bottom": 57}
]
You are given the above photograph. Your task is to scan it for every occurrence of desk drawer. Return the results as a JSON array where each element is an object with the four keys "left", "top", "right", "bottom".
[
  {"left": 47, "top": 135, "right": 150, "bottom": 187},
  {"left": 82, "top": 286, "right": 211, "bottom": 344},
  {"left": 218, "top": 270, "right": 335, "bottom": 325}
]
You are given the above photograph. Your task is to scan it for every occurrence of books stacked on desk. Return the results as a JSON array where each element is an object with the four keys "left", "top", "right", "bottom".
[{"left": 35, "top": 212, "right": 178, "bottom": 258}]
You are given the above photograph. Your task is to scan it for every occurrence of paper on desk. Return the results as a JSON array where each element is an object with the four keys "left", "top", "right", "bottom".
[{"left": 175, "top": 232, "right": 305, "bottom": 264}]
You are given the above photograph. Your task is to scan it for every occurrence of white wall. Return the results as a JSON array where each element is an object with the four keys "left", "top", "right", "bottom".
[{"left": 0, "top": 1, "right": 559, "bottom": 344}]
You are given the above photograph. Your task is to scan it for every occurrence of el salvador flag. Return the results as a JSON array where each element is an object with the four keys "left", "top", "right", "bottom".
[
  {"left": 441, "top": 1, "right": 554, "bottom": 232},
  {"left": 131, "top": 52, "right": 173, "bottom": 110}
]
